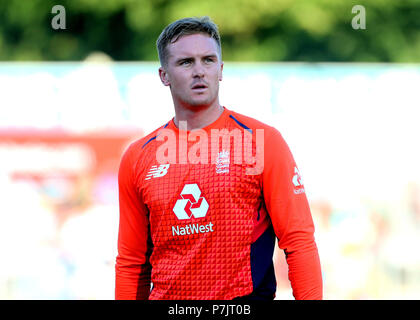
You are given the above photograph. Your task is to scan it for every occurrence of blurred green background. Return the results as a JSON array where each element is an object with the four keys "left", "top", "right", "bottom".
[{"left": 1, "top": 0, "right": 420, "bottom": 62}]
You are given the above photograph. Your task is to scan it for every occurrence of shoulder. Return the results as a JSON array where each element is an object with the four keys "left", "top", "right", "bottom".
[
  {"left": 120, "top": 121, "right": 171, "bottom": 168},
  {"left": 226, "top": 108, "right": 283, "bottom": 141},
  {"left": 226, "top": 108, "right": 293, "bottom": 162}
]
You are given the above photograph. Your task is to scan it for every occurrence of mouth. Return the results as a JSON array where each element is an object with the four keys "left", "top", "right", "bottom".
[{"left": 191, "top": 83, "right": 208, "bottom": 92}]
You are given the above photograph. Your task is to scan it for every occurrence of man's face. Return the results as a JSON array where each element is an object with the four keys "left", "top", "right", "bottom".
[{"left": 159, "top": 33, "right": 223, "bottom": 109}]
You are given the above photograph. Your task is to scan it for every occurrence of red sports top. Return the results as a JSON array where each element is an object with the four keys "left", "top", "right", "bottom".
[{"left": 115, "top": 107, "right": 322, "bottom": 300}]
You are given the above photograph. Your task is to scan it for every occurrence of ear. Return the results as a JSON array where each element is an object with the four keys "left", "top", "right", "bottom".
[
  {"left": 219, "top": 61, "right": 224, "bottom": 81},
  {"left": 159, "top": 67, "right": 170, "bottom": 86}
]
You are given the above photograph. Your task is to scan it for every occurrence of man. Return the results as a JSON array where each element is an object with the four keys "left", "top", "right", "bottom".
[{"left": 115, "top": 16, "right": 322, "bottom": 300}]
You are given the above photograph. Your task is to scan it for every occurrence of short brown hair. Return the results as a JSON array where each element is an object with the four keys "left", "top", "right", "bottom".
[{"left": 156, "top": 16, "right": 222, "bottom": 67}]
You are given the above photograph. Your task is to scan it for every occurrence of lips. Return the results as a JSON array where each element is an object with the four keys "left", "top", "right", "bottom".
[{"left": 191, "top": 82, "right": 208, "bottom": 90}]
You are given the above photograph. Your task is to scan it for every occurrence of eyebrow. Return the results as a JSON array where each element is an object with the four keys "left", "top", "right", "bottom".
[
  {"left": 175, "top": 54, "right": 218, "bottom": 64},
  {"left": 203, "top": 54, "right": 218, "bottom": 60},
  {"left": 176, "top": 57, "right": 193, "bottom": 64}
]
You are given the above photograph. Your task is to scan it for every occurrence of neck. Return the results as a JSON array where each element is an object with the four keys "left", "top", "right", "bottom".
[{"left": 173, "top": 101, "right": 223, "bottom": 131}]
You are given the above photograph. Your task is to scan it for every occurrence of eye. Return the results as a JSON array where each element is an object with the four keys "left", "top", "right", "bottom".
[
  {"left": 179, "top": 59, "right": 192, "bottom": 66},
  {"left": 204, "top": 57, "right": 215, "bottom": 63}
]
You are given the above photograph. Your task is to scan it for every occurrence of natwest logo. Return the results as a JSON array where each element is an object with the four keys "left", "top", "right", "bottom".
[
  {"left": 173, "top": 184, "right": 209, "bottom": 220},
  {"left": 172, "top": 184, "right": 213, "bottom": 237},
  {"left": 292, "top": 166, "right": 306, "bottom": 194}
]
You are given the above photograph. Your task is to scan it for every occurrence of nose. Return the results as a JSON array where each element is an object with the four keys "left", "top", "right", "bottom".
[{"left": 192, "top": 61, "right": 205, "bottom": 78}]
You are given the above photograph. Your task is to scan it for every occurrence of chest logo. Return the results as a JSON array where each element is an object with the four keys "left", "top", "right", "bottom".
[
  {"left": 216, "top": 150, "right": 230, "bottom": 174},
  {"left": 145, "top": 164, "right": 170, "bottom": 180},
  {"left": 173, "top": 184, "right": 209, "bottom": 220}
]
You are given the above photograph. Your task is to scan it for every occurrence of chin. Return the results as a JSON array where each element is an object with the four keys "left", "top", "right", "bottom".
[{"left": 186, "top": 97, "right": 214, "bottom": 108}]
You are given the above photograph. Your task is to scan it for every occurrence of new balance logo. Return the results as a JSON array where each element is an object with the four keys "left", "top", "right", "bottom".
[{"left": 145, "top": 164, "right": 170, "bottom": 180}]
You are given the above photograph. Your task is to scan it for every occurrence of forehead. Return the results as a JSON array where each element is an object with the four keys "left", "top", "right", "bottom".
[{"left": 167, "top": 33, "right": 220, "bottom": 59}]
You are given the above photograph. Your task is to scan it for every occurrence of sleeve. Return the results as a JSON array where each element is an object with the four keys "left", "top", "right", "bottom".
[
  {"left": 262, "top": 128, "right": 323, "bottom": 300},
  {"left": 115, "top": 146, "right": 153, "bottom": 300}
]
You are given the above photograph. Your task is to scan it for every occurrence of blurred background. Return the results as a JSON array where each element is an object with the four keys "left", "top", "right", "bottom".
[{"left": 0, "top": 0, "right": 419, "bottom": 299}]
